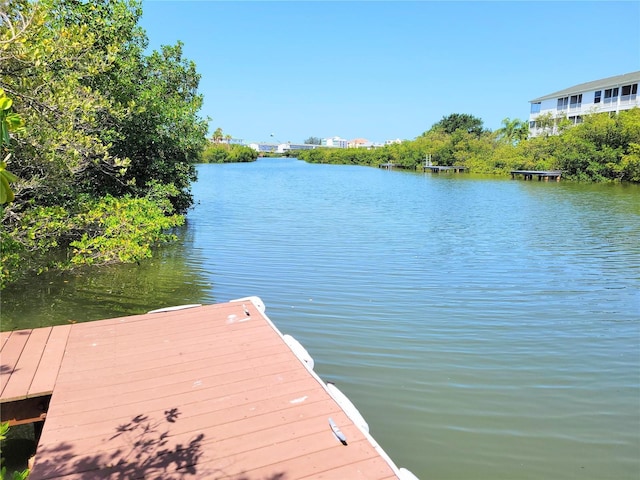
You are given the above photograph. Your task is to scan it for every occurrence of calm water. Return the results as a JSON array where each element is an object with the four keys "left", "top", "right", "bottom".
[{"left": 2, "top": 158, "right": 639, "bottom": 479}]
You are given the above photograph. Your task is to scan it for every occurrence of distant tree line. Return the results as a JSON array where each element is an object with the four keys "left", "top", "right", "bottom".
[
  {"left": 200, "top": 128, "right": 258, "bottom": 163},
  {"left": 295, "top": 110, "right": 640, "bottom": 183},
  {"left": 201, "top": 143, "right": 258, "bottom": 163}
]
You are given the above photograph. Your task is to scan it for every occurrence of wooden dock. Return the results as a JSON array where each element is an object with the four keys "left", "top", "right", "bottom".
[
  {"left": 379, "top": 162, "right": 412, "bottom": 170},
  {"left": 1, "top": 298, "right": 414, "bottom": 479},
  {"left": 1, "top": 325, "right": 71, "bottom": 427},
  {"left": 510, "top": 170, "right": 562, "bottom": 181},
  {"left": 423, "top": 165, "right": 467, "bottom": 173}
]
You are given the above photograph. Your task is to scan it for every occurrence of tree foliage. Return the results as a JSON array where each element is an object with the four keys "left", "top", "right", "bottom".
[
  {"left": 0, "top": 0, "right": 207, "bottom": 288},
  {"left": 553, "top": 108, "right": 640, "bottom": 182},
  {"left": 2, "top": 0, "right": 128, "bottom": 205},
  {"left": 298, "top": 110, "right": 640, "bottom": 183},
  {"left": 1, "top": 422, "right": 30, "bottom": 480},
  {"left": 0, "top": 89, "right": 22, "bottom": 204},
  {"left": 109, "top": 40, "right": 207, "bottom": 213},
  {"left": 428, "top": 113, "right": 485, "bottom": 137},
  {"left": 201, "top": 143, "right": 258, "bottom": 163},
  {"left": 211, "top": 127, "right": 224, "bottom": 144},
  {"left": 1, "top": 0, "right": 206, "bottom": 210},
  {"left": 496, "top": 117, "right": 529, "bottom": 145}
]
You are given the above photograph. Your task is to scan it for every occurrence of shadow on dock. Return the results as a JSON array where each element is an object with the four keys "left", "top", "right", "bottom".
[
  {"left": 31, "top": 409, "right": 204, "bottom": 479},
  {"left": 31, "top": 409, "right": 287, "bottom": 479}
]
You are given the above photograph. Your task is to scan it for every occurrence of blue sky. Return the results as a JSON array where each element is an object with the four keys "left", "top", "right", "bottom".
[{"left": 140, "top": 1, "right": 640, "bottom": 144}]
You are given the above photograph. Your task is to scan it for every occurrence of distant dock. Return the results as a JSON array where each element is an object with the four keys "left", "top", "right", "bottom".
[
  {"left": 2, "top": 298, "right": 415, "bottom": 479},
  {"left": 510, "top": 170, "right": 562, "bottom": 181},
  {"left": 379, "top": 162, "right": 412, "bottom": 170},
  {"left": 423, "top": 165, "right": 467, "bottom": 173}
]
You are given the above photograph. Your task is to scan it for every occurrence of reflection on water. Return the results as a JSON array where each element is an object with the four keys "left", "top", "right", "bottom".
[
  {"left": 0, "top": 231, "right": 213, "bottom": 330},
  {"left": 2, "top": 158, "right": 639, "bottom": 479}
]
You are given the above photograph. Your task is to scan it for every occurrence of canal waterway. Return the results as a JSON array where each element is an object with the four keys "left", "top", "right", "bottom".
[{"left": 2, "top": 158, "right": 639, "bottom": 479}]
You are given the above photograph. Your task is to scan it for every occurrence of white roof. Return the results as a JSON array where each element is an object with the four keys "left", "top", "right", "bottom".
[{"left": 530, "top": 71, "right": 640, "bottom": 103}]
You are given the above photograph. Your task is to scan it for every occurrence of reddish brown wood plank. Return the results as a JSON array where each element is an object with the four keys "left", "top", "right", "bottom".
[
  {"left": 35, "top": 395, "right": 336, "bottom": 469},
  {"left": 56, "top": 321, "right": 275, "bottom": 375},
  {"left": 53, "top": 345, "right": 291, "bottom": 393},
  {"left": 28, "top": 303, "right": 402, "bottom": 480},
  {"left": 43, "top": 375, "right": 321, "bottom": 435},
  {"left": 46, "top": 359, "right": 312, "bottom": 423},
  {"left": 39, "top": 380, "right": 328, "bottom": 446},
  {"left": 33, "top": 408, "right": 358, "bottom": 478},
  {"left": 210, "top": 435, "right": 389, "bottom": 479},
  {"left": 28, "top": 325, "right": 71, "bottom": 398},
  {"left": 0, "top": 329, "right": 32, "bottom": 400},
  {"left": 1, "top": 328, "right": 52, "bottom": 402},
  {"left": 0, "top": 331, "right": 11, "bottom": 351},
  {"left": 60, "top": 322, "right": 278, "bottom": 368},
  {"left": 196, "top": 411, "right": 360, "bottom": 467},
  {"left": 63, "top": 303, "right": 245, "bottom": 345},
  {"left": 51, "top": 356, "right": 302, "bottom": 407},
  {"left": 298, "top": 457, "right": 402, "bottom": 479},
  {"left": 56, "top": 310, "right": 269, "bottom": 375}
]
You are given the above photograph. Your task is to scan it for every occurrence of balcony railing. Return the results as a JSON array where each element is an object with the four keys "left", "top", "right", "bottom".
[{"left": 620, "top": 94, "right": 637, "bottom": 105}]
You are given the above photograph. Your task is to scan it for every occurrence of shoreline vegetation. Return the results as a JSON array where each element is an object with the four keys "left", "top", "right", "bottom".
[
  {"left": 1, "top": 0, "right": 206, "bottom": 289},
  {"left": 1, "top": 0, "right": 639, "bottom": 290},
  {"left": 290, "top": 111, "right": 640, "bottom": 183}
]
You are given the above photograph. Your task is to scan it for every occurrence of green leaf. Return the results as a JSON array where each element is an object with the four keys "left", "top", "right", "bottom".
[
  {"left": 0, "top": 97, "right": 12, "bottom": 110},
  {"left": 0, "top": 174, "right": 12, "bottom": 203},
  {"left": 1, "top": 167, "right": 19, "bottom": 183}
]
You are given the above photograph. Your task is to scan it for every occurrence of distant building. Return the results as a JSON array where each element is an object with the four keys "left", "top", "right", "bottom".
[
  {"left": 321, "top": 136, "right": 348, "bottom": 148},
  {"left": 209, "top": 137, "right": 244, "bottom": 145},
  {"left": 248, "top": 143, "right": 318, "bottom": 154},
  {"left": 248, "top": 142, "right": 279, "bottom": 153},
  {"left": 528, "top": 71, "right": 640, "bottom": 137},
  {"left": 284, "top": 143, "right": 319, "bottom": 151},
  {"left": 348, "top": 138, "right": 373, "bottom": 149},
  {"left": 384, "top": 138, "right": 403, "bottom": 145}
]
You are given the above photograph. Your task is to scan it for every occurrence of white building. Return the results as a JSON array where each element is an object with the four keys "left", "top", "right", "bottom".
[
  {"left": 248, "top": 143, "right": 318, "bottom": 154},
  {"left": 280, "top": 143, "right": 318, "bottom": 152},
  {"left": 248, "top": 142, "right": 279, "bottom": 153},
  {"left": 528, "top": 71, "right": 640, "bottom": 137},
  {"left": 321, "top": 136, "right": 348, "bottom": 148}
]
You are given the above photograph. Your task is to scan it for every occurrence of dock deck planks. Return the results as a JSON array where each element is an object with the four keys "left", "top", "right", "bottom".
[
  {"left": 28, "top": 325, "right": 72, "bottom": 398},
  {"left": 1, "top": 329, "right": 32, "bottom": 400},
  {"left": 1, "top": 327, "right": 54, "bottom": 402},
  {"left": 3, "top": 300, "right": 404, "bottom": 479},
  {"left": 1, "top": 326, "right": 71, "bottom": 402}
]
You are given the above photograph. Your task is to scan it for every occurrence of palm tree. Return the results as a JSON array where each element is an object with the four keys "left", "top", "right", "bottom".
[
  {"left": 496, "top": 117, "right": 528, "bottom": 145},
  {"left": 211, "top": 127, "right": 223, "bottom": 144}
]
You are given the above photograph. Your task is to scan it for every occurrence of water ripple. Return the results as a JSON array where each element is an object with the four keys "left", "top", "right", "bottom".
[{"left": 3, "top": 159, "right": 638, "bottom": 479}]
